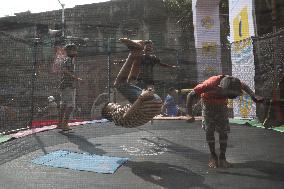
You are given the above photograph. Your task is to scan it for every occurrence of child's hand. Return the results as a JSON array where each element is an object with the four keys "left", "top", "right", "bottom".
[
  {"left": 254, "top": 95, "right": 264, "bottom": 103},
  {"left": 186, "top": 116, "right": 195, "bottom": 123},
  {"left": 140, "top": 89, "right": 154, "bottom": 98},
  {"left": 172, "top": 65, "right": 180, "bottom": 69},
  {"left": 76, "top": 78, "right": 87, "bottom": 85}
]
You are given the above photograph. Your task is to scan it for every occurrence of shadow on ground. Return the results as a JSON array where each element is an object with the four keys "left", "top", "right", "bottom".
[
  {"left": 60, "top": 132, "right": 106, "bottom": 155},
  {"left": 126, "top": 161, "right": 212, "bottom": 189},
  {"left": 141, "top": 137, "right": 209, "bottom": 163},
  {"left": 218, "top": 160, "right": 284, "bottom": 182}
]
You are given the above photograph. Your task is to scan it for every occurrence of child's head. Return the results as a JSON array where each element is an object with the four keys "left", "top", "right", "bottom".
[
  {"left": 219, "top": 76, "right": 242, "bottom": 99},
  {"left": 64, "top": 43, "right": 77, "bottom": 57},
  {"left": 143, "top": 40, "right": 153, "bottom": 54},
  {"left": 168, "top": 87, "right": 177, "bottom": 96},
  {"left": 47, "top": 96, "right": 55, "bottom": 102},
  {"left": 101, "top": 102, "right": 117, "bottom": 121}
]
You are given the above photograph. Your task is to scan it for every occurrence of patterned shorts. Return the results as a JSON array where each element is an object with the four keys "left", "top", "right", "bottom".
[{"left": 201, "top": 101, "right": 230, "bottom": 134}]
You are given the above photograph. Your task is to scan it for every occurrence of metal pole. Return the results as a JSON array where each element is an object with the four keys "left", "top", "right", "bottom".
[
  {"left": 57, "top": 0, "right": 65, "bottom": 37},
  {"left": 271, "top": 0, "right": 277, "bottom": 33},
  {"left": 176, "top": 49, "right": 180, "bottom": 90},
  {"left": 62, "top": 4, "right": 65, "bottom": 37},
  {"left": 29, "top": 38, "right": 39, "bottom": 128},
  {"left": 252, "top": 0, "right": 258, "bottom": 37},
  {"left": 107, "top": 38, "right": 111, "bottom": 102},
  {"left": 176, "top": 49, "right": 179, "bottom": 66}
]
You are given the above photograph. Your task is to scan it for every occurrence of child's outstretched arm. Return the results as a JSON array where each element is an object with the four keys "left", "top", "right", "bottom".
[
  {"left": 241, "top": 82, "right": 264, "bottom": 103},
  {"left": 186, "top": 90, "right": 199, "bottom": 122}
]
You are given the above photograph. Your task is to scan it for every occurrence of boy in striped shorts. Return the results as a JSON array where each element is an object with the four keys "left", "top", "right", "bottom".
[{"left": 101, "top": 45, "right": 162, "bottom": 128}]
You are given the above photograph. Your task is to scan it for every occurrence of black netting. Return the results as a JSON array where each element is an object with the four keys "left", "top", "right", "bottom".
[
  {"left": 0, "top": 24, "right": 233, "bottom": 134},
  {"left": 253, "top": 29, "right": 284, "bottom": 123},
  {"left": 0, "top": 32, "right": 33, "bottom": 132},
  {"left": 0, "top": 31, "right": 202, "bottom": 133},
  {"left": 0, "top": 0, "right": 247, "bottom": 133}
]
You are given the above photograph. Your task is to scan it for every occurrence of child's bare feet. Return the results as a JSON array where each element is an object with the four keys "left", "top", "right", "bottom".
[
  {"left": 56, "top": 123, "right": 63, "bottom": 129},
  {"left": 208, "top": 155, "right": 218, "bottom": 168},
  {"left": 59, "top": 123, "right": 72, "bottom": 132},
  {"left": 219, "top": 159, "right": 232, "bottom": 168}
]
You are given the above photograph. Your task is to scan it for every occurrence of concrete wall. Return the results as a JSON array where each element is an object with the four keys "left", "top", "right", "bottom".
[{"left": 0, "top": 0, "right": 196, "bottom": 121}]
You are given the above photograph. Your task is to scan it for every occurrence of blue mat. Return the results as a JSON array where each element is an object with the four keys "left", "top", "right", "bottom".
[
  {"left": 85, "top": 119, "right": 109, "bottom": 124},
  {"left": 32, "top": 150, "right": 128, "bottom": 174}
]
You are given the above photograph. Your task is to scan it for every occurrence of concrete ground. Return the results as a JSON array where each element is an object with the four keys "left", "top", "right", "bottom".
[{"left": 0, "top": 120, "right": 284, "bottom": 189}]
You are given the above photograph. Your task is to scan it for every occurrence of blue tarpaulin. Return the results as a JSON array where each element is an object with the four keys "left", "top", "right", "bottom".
[{"left": 32, "top": 150, "right": 128, "bottom": 174}]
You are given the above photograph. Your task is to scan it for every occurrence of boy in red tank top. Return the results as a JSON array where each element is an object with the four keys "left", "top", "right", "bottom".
[{"left": 186, "top": 75, "right": 264, "bottom": 168}]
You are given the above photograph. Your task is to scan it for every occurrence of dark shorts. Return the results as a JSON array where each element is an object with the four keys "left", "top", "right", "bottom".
[
  {"left": 116, "top": 83, "right": 142, "bottom": 104},
  {"left": 116, "top": 83, "right": 160, "bottom": 104},
  {"left": 60, "top": 87, "right": 76, "bottom": 108},
  {"left": 201, "top": 101, "right": 230, "bottom": 134}
]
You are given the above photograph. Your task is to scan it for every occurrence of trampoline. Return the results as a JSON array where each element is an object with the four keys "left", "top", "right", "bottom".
[
  {"left": 0, "top": 120, "right": 284, "bottom": 189},
  {"left": 0, "top": 2, "right": 283, "bottom": 188}
]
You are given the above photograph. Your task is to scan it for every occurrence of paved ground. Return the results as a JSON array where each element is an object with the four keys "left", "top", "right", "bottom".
[{"left": 0, "top": 120, "right": 284, "bottom": 189}]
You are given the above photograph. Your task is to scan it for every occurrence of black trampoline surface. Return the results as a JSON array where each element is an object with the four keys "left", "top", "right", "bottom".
[{"left": 0, "top": 120, "right": 284, "bottom": 189}]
